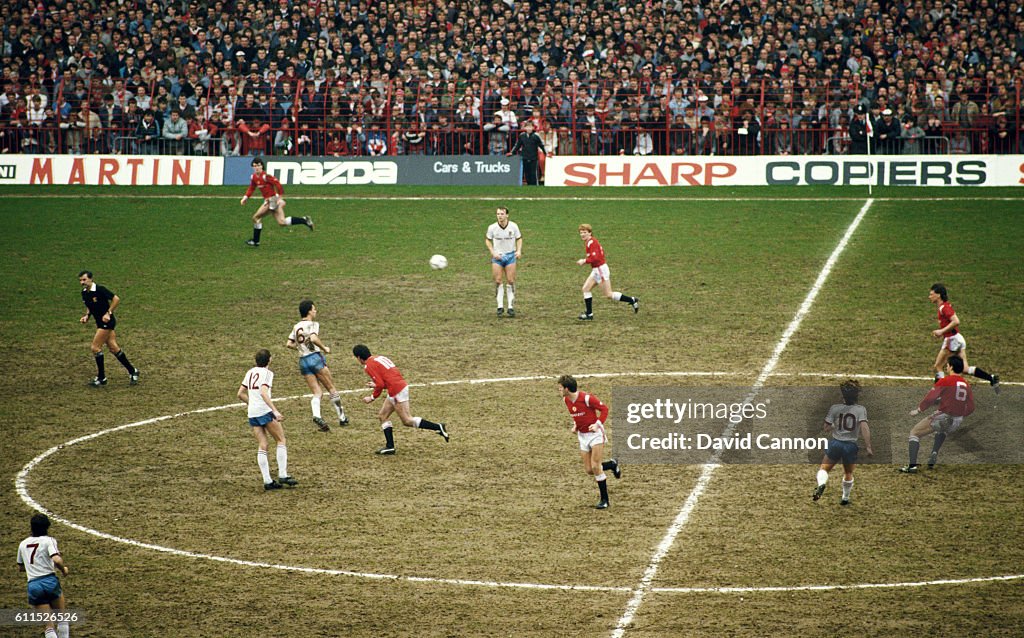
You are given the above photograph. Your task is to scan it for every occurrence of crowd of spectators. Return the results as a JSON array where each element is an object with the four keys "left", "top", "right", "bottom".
[{"left": 1, "top": 0, "right": 1022, "bottom": 157}]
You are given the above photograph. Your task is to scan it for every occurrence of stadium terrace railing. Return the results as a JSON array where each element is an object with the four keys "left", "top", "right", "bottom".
[{"left": 4, "top": 75, "right": 1021, "bottom": 156}]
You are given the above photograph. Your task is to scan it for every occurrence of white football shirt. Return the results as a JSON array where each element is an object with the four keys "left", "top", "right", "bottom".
[
  {"left": 288, "top": 320, "right": 321, "bottom": 357},
  {"left": 825, "top": 403, "right": 868, "bottom": 442},
  {"left": 486, "top": 221, "right": 522, "bottom": 255},
  {"left": 242, "top": 366, "right": 274, "bottom": 418},
  {"left": 17, "top": 535, "right": 60, "bottom": 581}
]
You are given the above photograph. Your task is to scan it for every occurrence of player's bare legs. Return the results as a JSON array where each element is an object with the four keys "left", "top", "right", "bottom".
[
  {"left": 933, "top": 345, "right": 952, "bottom": 378},
  {"left": 251, "top": 201, "right": 271, "bottom": 225},
  {"left": 585, "top": 442, "right": 611, "bottom": 508},
  {"left": 271, "top": 199, "right": 288, "bottom": 225},
  {"left": 302, "top": 374, "right": 330, "bottom": 431},
  {"left": 901, "top": 415, "right": 937, "bottom": 473},
  {"left": 393, "top": 400, "right": 418, "bottom": 427},
  {"left": 491, "top": 261, "right": 516, "bottom": 315},
  {"left": 580, "top": 274, "right": 598, "bottom": 319},
  {"left": 580, "top": 274, "right": 638, "bottom": 319},
  {"left": 255, "top": 419, "right": 294, "bottom": 488},
  {"left": 504, "top": 262, "right": 517, "bottom": 315},
  {"left": 313, "top": 367, "right": 348, "bottom": 425},
  {"left": 90, "top": 328, "right": 112, "bottom": 355}
]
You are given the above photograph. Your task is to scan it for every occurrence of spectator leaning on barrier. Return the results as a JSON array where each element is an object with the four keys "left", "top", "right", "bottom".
[
  {"left": 875, "top": 108, "right": 902, "bottom": 154},
  {"left": 162, "top": 110, "right": 189, "bottom": 155}
]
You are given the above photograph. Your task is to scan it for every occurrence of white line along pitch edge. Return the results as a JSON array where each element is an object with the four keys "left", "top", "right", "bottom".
[
  {"left": 5, "top": 194, "right": 1024, "bottom": 202},
  {"left": 611, "top": 198, "right": 876, "bottom": 638}
]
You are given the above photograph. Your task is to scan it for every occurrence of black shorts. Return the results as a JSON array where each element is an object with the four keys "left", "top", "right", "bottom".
[{"left": 94, "top": 315, "right": 117, "bottom": 330}]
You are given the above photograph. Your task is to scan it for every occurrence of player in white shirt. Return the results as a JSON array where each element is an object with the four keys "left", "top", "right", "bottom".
[
  {"left": 237, "top": 349, "right": 296, "bottom": 491},
  {"left": 17, "top": 514, "right": 70, "bottom": 638},
  {"left": 813, "top": 380, "right": 873, "bottom": 506},
  {"left": 286, "top": 300, "right": 349, "bottom": 432},
  {"left": 485, "top": 206, "right": 523, "bottom": 317}
]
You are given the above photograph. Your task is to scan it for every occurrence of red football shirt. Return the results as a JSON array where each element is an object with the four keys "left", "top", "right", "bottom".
[
  {"left": 363, "top": 355, "right": 408, "bottom": 399},
  {"left": 244, "top": 171, "right": 284, "bottom": 199},
  {"left": 564, "top": 391, "right": 610, "bottom": 433},
  {"left": 583, "top": 237, "right": 606, "bottom": 267},
  {"left": 937, "top": 301, "right": 958, "bottom": 336},
  {"left": 919, "top": 374, "right": 975, "bottom": 417}
]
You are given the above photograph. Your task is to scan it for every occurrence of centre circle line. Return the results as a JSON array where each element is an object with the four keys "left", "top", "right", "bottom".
[{"left": 14, "top": 369, "right": 1020, "bottom": 594}]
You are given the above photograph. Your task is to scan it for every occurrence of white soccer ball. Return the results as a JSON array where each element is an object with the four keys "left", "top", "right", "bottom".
[{"left": 429, "top": 254, "right": 448, "bottom": 270}]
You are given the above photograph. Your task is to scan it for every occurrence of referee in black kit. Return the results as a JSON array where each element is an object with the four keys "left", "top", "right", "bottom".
[
  {"left": 508, "top": 119, "right": 546, "bottom": 185},
  {"left": 78, "top": 270, "right": 139, "bottom": 387}
]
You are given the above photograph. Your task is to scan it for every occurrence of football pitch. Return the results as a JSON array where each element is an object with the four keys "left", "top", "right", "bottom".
[{"left": 1, "top": 185, "right": 1022, "bottom": 637}]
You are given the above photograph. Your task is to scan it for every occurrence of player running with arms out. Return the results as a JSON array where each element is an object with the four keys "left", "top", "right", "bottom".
[
  {"left": 576, "top": 224, "right": 639, "bottom": 321},
  {"left": 241, "top": 157, "right": 313, "bottom": 247},
  {"left": 558, "top": 375, "right": 621, "bottom": 509},
  {"left": 485, "top": 206, "right": 523, "bottom": 317},
  {"left": 352, "top": 344, "right": 448, "bottom": 455},
  {"left": 928, "top": 283, "right": 999, "bottom": 392},
  {"left": 17, "top": 514, "right": 70, "bottom": 638},
  {"left": 901, "top": 355, "right": 975, "bottom": 473},
  {"left": 813, "top": 379, "right": 873, "bottom": 506},
  {"left": 286, "top": 300, "right": 349, "bottom": 432},
  {"left": 78, "top": 270, "right": 139, "bottom": 387},
  {"left": 236, "top": 349, "right": 297, "bottom": 490}
]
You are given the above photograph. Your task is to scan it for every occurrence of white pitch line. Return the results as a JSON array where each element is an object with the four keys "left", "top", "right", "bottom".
[
  {"left": 779, "top": 371, "right": 1024, "bottom": 386},
  {"left": 611, "top": 198, "right": 876, "bottom": 638},
  {"left": 16, "top": 362, "right": 1021, "bottom": 596},
  {"left": 652, "top": 573, "right": 1024, "bottom": 594},
  {"left": 2, "top": 194, "right": 1023, "bottom": 202},
  {"left": 11, "top": 369, "right": 738, "bottom": 594}
]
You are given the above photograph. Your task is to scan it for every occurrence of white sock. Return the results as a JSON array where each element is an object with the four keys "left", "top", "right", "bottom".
[
  {"left": 967, "top": 366, "right": 976, "bottom": 374},
  {"left": 595, "top": 473, "right": 607, "bottom": 482},
  {"left": 816, "top": 468, "right": 829, "bottom": 487},
  {"left": 57, "top": 622, "right": 69, "bottom": 638},
  {"left": 842, "top": 479, "right": 853, "bottom": 500},
  {"left": 936, "top": 371, "right": 945, "bottom": 379},
  {"left": 583, "top": 291, "right": 593, "bottom": 300},
  {"left": 276, "top": 444, "right": 288, "bottom": 478},
  {"left": 328, "top": 392, "right": 344, "bottom": 418},
  {"left": 254, "top": 222, "right": 262, "bottom": 229},
  {"left": 285, "top": 216, "right": 295, "bottom": 225},
  {"left": 382, "top": 420, "right": 392, "bottom": 431},
  {"left": 412, "top": 416, "right": 422, "bottom": 427},
  {"left": 257, "top": 449, "right": 272, "bottom": 483},
  {"left": 311, "top": 396, "right": 322, "bottom": 419},
  {"left": 612, "top": 291, "right": 622, "bottom": 301},
  {"left": 506, "top": 283, "right": 515, "bottom": 308},
  {"left": 45, "top": 629, "right": 58, "bottom": 638},
  {"left": 496, "top": 283, "right": 504, "bottom": 308}
]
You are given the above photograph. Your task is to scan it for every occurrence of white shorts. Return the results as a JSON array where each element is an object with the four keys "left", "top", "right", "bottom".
[
  {"left": 942, "top": 333, "right": 966, "bottom": 353},
  {"left": 577, "top": 424, "right": 607, "bottom": 452},
  {"left": 386, "top": 385, "right": 410, "bottom": 405},
  {"left": 266, "top": 195, "right": 281, "bottom": 210},
  {"left": 590, "top": 264, "right": 611, "bottom": 283},
  {"left": 930, "top": 411, "right": 964, "bottom": 434}
]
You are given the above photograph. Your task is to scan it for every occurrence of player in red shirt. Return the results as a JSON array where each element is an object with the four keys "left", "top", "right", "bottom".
[
  {"left": 241, "top": 157, "right": 313, "bottom": 247},
  {"left": 353, "top": 344, "right": 449, "bottom": 455},
  {"left": 900, "top": 355, "right": 976, "bottom": 473},
  {"left": 576, "top": 223, "right": 639, "bottom": 320},
  {"left": 928, "top": 283, "right": 999, "bottom": 392},
  {"left": 558, "top": 375, "right": 621, "bottom": 509}
]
